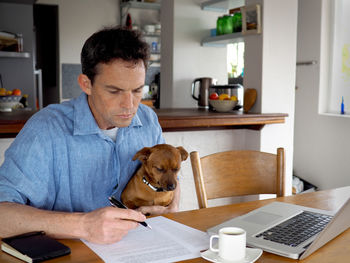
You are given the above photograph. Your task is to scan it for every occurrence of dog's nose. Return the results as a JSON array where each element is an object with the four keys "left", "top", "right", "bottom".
[{"left": 166, "top": 184, "right": 176, "bottom": 191}]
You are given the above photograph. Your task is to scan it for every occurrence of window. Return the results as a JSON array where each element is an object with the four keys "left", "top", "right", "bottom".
[
  {"left": 321, "top": 0, "right": 350, "bottom": 115},
  {"left": 227, "top": 42, "right": 244, "bottom": 81}
]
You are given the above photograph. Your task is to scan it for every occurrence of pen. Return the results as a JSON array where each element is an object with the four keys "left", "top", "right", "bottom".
[{"left": 108, "top": 196, "right": 152, "bottom": 229}]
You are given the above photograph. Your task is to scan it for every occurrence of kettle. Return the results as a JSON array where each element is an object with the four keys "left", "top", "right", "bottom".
[{"left": 191, "top": 77, "right": 217, "bottom": 108}]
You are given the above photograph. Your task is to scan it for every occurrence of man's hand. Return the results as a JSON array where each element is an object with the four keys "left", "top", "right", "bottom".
[
  {"left": 0, "top": 202, "right": 146, "bottom": 245},
  {"left": 81, "top": 207, "right": 146, "bottom": 244}
]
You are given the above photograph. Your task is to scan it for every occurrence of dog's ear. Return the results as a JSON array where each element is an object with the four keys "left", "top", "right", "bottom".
[
  {"left": 133, "top": 147, "right": 152, "bottom": 162},
  {"left": 176, "top": 146, "right": 189, "bottom": 161}
]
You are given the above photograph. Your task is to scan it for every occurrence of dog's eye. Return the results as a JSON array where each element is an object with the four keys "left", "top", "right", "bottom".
[
  {"left": 172, "top": 168, "right": 179, "bottom": 172},
  {"left": 155, "top": 167, "right": 164, "bottom": 172}
]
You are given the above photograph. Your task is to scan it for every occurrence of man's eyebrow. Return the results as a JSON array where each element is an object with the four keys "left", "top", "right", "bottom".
[
  {"left": 105, "top": 84, "right": 145, "bottom": 91},
  {"left": 105, "top": 85, "right": 123, "bottom": 91},
  {"left": 134, "top": 85, "right": 145, "bottom": 91}
]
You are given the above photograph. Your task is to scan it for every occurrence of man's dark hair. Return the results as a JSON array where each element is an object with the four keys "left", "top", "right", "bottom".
[{"left": 81, "top": 26, "right": 150, "bottom": 83}]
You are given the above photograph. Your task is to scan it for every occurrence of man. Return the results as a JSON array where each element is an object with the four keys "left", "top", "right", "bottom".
[{"left": 0, "top": 27, "right": 180, "bottom": 244}]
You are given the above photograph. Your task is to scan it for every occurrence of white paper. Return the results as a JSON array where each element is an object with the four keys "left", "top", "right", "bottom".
[{"left": 82, "top": 216, "right": 210, "bottom": 263}]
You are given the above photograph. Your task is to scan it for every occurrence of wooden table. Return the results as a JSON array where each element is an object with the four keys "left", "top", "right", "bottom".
[{"left": 1, "top": 187, "right": 349, "bottom": 262}]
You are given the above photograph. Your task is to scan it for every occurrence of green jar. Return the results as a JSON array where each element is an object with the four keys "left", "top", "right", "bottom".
[
  {"left": 222, "top": 15, "right": 233, "bottom": 34},
  {"left": 216, "top": 16, "right": 224, "bottom": 35},
  {"left": 232, "top": 12, "right": 242, "bottom": 33}
]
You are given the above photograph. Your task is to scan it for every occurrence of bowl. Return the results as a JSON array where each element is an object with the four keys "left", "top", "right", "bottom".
[
  {"left": 144, "top": 24, "right": 155, "bottom": 34},
  {"left": 0, "top": 96, "right": 22, "bottom": 112},
  {"left": 209, "top": 99, "right": 237, "bottom": 112}
]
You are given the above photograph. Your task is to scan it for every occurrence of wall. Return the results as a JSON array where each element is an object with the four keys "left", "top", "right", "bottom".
[
  {"left": 241, "top": 0, "right": 298, "bottom": 195},
  {"left": 160, "top": 0, "right": 228, "bottom": 108},
  {"left": 259, "top": 0, "right": 297, "bottom": 194},
  {"left": 0, "top": 139, "right": 13, "bottom": 165},
  {"left": 37, "top": 0, "right": 120, "bottom": 100},
  {"left": 37, "top": 0, "right": 120, "bottom": 64},
  {"left": 294, "top": 0, "right": 350, "bottom": 189}
]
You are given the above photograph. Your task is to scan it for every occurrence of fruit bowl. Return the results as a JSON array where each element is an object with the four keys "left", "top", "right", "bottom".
[
  {"left": 0, "top": 96, "right": 22, "bottom": 112},
  {"left": 209, "top": 99, "right": 237, "bottom": 112}
]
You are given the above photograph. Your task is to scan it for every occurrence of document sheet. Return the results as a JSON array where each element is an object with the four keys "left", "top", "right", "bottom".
[{"left": 82, "top": 216, "right": 209, "bottom": 263}]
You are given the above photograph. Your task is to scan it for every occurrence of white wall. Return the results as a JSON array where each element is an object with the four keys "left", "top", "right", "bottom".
[
  {"left": 37, "top": 0, "right": 120, "bottom": 64},
  {"left": 36, "top": 0, "right": 120, "bottom": 101},
  {"left": 259, "top": 0, "right": 297, "bottom": 195},
  {"left": 0, "top": 139, "right": 14, "bottom": 166},
  {"left": 294, "top": 0, "right": 350, "bottom": 190},
  {"left": 160, "top": 0, "right": 228, "bottom": 108},
  {"left": 243, "top": 0, "right": 298, "bottom": 195}
]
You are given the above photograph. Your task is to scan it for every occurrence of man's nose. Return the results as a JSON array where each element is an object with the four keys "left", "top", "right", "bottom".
[{"left": 121, "top": 92, "right": 133, "bottom": 109}]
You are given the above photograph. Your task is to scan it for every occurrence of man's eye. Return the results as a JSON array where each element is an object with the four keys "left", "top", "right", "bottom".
[
  {"left": 133, "top": 88, "right": 144, "bottom": 94},
  {"left": 108, "top": 90, "right": 120, "bottom": 94}
]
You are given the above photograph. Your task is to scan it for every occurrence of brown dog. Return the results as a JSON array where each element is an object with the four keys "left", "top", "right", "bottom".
[{"left": 121, "top": 144, "right": 188, "bottom": 209}]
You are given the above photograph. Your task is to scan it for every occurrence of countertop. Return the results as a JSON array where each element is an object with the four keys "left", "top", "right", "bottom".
[
  {"left": 156, "top": 108, "right": 287, "bottom": 132},
  {"left": 0, "top": 108, "right": 288, "bottom": 137}
]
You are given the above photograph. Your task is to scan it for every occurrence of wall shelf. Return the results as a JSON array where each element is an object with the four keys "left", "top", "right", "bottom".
[
  {"left": 143, "top": 33, "right": 160, "bottom": 38},
  {"left": 120, "top": 1, "right": 161, "bottom": 10},
  {"left": 201, "top": 0, "right": 244, "bottom": 12},
  {"left": 0, "top": 51, "right": 30, "bottom": 58},
  {"left": 201, "top": 32, "right": 245, "bottom": 47}
]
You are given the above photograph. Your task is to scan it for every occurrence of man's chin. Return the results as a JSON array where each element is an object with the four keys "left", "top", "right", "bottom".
[{"left": 113, "top": 117, "right": 134, "bottom": 128}]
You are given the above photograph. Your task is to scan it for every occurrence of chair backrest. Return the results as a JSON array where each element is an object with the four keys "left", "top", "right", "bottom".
[{"left": 190, "top": 148, "right": 286, "bottom": 208}]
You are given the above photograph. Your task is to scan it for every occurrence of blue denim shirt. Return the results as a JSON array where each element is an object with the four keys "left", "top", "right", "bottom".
[{"left": 0, "top": 93, "right": 164, "bottom": 212}]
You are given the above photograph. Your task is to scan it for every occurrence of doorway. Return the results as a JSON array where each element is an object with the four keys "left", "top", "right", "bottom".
[{"left": 33, "top": 4, "right": 59, "bottom": 107}]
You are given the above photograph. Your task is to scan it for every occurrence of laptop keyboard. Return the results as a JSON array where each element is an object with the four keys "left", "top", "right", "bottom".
[{"left": 255, "top": 211, "right": 333, "bottom": 247}]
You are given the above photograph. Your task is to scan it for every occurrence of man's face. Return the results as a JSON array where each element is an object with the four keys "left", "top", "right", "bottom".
[{"left": 83, "top": 59, "right": 146, "bottom": 129}]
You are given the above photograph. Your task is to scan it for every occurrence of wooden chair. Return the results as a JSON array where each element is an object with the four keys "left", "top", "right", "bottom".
[{"left": 190, "top": 148, "right": 286, "bottom": 208}]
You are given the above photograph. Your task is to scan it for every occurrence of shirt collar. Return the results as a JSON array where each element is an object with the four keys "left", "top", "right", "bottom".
[{"left": 73, "top": 93, "right": 143, "bottom": 136}]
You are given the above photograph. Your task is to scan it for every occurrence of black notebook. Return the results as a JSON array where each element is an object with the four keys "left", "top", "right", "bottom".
[{"left": 1, "top": 231, "right": 71, "bottom": 263}]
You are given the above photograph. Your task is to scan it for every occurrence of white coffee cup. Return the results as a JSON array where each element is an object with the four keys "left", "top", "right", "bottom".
[{"left": 209, "top": 227, "right": 246, "bottom": 261}]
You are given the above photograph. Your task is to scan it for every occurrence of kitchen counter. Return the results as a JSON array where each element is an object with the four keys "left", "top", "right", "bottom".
[
  {"left": 0, "top": 108, "right": 287, "bottom": 137},
  {"left": 155, "top": 108, "right": 287, "bottom": 132},
  {"left": 0, "top": 109, "right": 37, "bottom": 138}
]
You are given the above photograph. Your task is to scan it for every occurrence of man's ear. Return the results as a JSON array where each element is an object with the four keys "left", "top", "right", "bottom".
[{"left": 78, "top": 74, "right": 92, "bottom": 95}]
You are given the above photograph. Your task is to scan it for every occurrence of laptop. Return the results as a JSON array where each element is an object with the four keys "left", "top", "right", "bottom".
[{"left": 207, "top": 197, "right": 350, "bottom": 259}]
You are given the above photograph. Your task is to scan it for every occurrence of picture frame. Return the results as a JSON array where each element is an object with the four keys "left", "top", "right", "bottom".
[{"left": 241, "top": 4, "right": 261, "bottom": 35}]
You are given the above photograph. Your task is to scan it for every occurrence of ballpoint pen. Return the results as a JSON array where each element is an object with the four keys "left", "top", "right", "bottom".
[{"left": 108, "top": 196, "right": 152, "bottom": 229}]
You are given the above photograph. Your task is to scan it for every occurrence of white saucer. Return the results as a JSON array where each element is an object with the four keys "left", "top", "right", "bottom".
[{"left": 200, "top": 247, "right": 263, "bottom": 263}]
